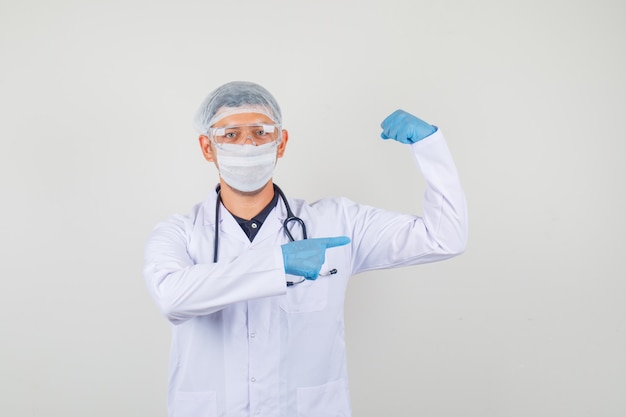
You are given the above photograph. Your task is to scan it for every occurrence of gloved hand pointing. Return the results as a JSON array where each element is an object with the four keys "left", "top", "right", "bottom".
[
  {"left": 281, "top": 236, "right": 351, "bottom": 279},
  {"left": 380, "top": 109, "right": 437, "bottom": 144}
]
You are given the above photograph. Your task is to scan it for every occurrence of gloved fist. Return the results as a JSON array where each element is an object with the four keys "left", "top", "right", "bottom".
[
  {"left": 380, "top": 109, "right": 437, "bottom": 144},
  {"left": 281, "top": 236, "right": 350, "bottom": 279}
]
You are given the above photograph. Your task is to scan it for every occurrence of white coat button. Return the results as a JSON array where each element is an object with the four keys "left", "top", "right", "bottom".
[
  {"left": 251, "top": 377, "right": 256, "bottom": 382},
  {"left": 250, "top": 332, "right": 256, "bottom": 338}
]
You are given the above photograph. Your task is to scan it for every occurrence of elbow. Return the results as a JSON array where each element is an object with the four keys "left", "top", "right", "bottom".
[
  {"left": 447, "top": 239, "right": 467, "bottom": 258},
  {"left": 152, "top": 285, "right": 222, "bottom": 326},
  {"left": 148, "top": 285, "right": 189, "bottom": 325},
  {"left": 424, "top": 199, "right": 468, "bottom": 258},
  {"left": 145, "top": 267, "right": 193, "bottom": 325},
  {"left": 434, "top": 224, "right": 468, "bottom": 259},
  {"left": 443, "top": 209, "right": 468, "bottom": 257},
  {"left": 447, "top": 225, "right": 468, "bottom": 257},
  {"left": 156, "top": 295, "right": 189, "bottom": 325},
  {"left": 435, "top": 239, "right": 466, "bottom": 259},
  {"left": 451, "top": 226, "right": 468, "bottom": 255}
]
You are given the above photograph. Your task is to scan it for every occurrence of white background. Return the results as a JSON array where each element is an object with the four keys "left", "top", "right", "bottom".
[{"left": 1, "top": 0, "right": 625, "bottom": 416}]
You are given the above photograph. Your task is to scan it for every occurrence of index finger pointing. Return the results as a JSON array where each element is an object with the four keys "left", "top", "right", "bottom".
[{"left": 321, "top": 236, "right": 351, "bottom": 248}]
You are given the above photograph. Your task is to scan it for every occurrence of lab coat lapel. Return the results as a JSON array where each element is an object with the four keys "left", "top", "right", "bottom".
[
  {"left": 202, "top": 188, "right": 250, "bottom": 245},
  {"left": 201, "top": 187, "right": 292, "bottom": 246},
  {"left": 251, "top": 208, "right": 285, "bottom": 245},
  {"left": 218, "top": 207, "right": 251, "bottom": 243}
]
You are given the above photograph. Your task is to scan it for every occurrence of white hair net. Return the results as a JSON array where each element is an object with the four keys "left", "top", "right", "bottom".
[{"left": 194, "top": 81, "right": 282, "bottom": 133}]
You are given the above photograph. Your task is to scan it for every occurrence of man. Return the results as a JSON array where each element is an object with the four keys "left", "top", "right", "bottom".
[{"left": 143, "top": 80, "right": 467, "bottom": 417}]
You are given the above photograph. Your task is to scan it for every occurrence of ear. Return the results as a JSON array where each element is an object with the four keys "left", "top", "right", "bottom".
[
  {"left": 199, "top": 135, "right": 215, "bottom": 162},
  {"left": 277, "top": 129, "right": 289, "bottom": 158}
]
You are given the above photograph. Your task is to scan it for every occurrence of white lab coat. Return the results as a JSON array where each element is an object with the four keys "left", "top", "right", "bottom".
[{"left": 143, "top": 130, "right": 468, "bottom": 417}]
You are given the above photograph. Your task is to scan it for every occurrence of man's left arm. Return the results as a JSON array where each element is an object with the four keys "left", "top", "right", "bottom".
[
  {"left": 348, "top": 110, "right": 467, "bottom": 273},
  {"left": 409, "top": 128, "right": 468, "bottom": 256}
]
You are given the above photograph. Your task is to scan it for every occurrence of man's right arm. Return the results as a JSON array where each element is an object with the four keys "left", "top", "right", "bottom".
[{"left": 143, "top": 216, "right": 286, "bottom": 325}]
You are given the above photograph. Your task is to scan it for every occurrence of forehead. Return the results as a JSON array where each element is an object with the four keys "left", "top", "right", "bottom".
[{"left": 212, "top": 112, "right": 275, "bottom": 127}]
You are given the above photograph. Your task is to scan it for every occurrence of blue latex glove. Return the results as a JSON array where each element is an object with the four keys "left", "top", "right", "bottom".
[
  {"left": 281, "top": 236, "right": 351, "bottom": 279},
  {"left": 380, "top": 109, "right": 437, "bottom": 144}
]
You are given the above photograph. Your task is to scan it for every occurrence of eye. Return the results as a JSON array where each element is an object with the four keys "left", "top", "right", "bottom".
[{"left": 223, "top": 130, "right": 240, "bottom": 141}]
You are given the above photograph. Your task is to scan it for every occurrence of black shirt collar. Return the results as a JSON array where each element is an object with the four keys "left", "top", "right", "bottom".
[{"left": 230, "top": 189, "right": 279, "bottom": 242}]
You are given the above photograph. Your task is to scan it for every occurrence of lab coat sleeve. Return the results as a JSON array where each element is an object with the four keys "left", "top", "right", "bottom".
[
  {"left": 349, "top": 130, "right": 468, "bottom": 273},
  {"left": 143, "top": 216, "right": 287, "bottom": 324}
]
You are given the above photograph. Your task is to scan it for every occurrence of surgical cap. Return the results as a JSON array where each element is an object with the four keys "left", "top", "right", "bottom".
[{"left": 194, "top": 81, "right": 282, "bottom": 133}]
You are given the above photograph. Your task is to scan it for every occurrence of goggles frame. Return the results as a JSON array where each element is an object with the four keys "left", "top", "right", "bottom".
[{"left": 208, "top": 123, "right": 282, "bottom": 146}]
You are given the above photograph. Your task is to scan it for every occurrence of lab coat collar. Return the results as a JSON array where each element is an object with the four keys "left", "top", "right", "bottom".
[{"left": 202, "top": 184, "right": 287, "bottom": 245}]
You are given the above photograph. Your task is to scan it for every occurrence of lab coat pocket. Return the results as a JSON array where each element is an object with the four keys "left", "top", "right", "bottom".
[
  {"left": 172, "top": 391, "right": 217, "bottom": 417},
  {"left": 296, "top": 378, "right": 351, "bottom": 417},
  {"left": 280, "top": 276, "right": 328, "bottom": 313}
]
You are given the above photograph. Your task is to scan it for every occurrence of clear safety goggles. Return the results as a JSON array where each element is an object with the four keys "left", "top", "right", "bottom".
[{"left": 207, "top": 123, "right": 282, "bottom": 146}]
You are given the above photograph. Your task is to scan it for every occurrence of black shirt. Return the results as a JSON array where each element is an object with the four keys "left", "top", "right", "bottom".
[{"left": 230, "top": 190, "right": 279, "bottom": 242}]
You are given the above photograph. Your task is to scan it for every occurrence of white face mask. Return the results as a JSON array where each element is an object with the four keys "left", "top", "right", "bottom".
[{"left": 216, "top": 141, "right": 278, "bottom": 192}]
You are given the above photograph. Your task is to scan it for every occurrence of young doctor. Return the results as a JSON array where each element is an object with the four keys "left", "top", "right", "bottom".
[{"left": 143, "top": 81, "right": 468, "bottom": 417}]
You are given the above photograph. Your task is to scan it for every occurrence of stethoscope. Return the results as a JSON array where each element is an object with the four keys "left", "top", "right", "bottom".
[{"left": 213, "top": 183, "right": 307, "bottom": 263}]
